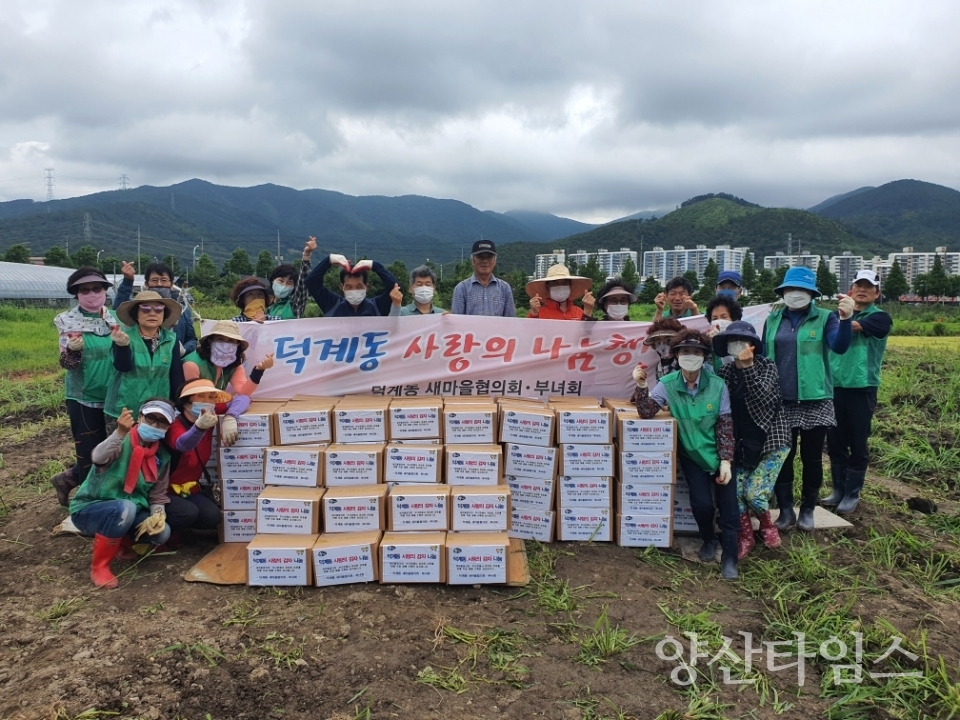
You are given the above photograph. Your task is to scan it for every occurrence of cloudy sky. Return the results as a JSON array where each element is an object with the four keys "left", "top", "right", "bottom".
[{"left": 1, "top": 0, "right": 958, "bottom": 222}]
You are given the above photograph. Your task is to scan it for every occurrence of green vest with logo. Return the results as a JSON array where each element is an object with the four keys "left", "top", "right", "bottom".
[
  {"left": 764, "top": 304, "right": 833, "bottom": 401},
  {"left": 661, "top": 369, "right": 725, "bottom": 473},
  {"left": 829, "top": 304, "right": 888, "bottom": 389},
  {"left": 268, "top": 300, "right": 295, "bottom": 319},
  {"left": 65, "top": 321, "right": 116, "bottom": 405},
  {"left": 183, "top": 350, "right": 237, "bottom": 391},
  {"left": 104, "top": 327, "right": 177, "bottom": 419},
  {"left": 70, "top": 433, "right": 171, "bottom": 515}
]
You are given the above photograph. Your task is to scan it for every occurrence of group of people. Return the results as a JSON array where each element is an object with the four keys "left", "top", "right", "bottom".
[{"left": 51, "top": 236, "right": 890, "bottom": 589}]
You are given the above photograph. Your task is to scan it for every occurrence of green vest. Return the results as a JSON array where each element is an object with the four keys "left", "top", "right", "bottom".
[
  {"left": 829, "top": 304, "right": 888, "bottom": 389},
  {"left": 104, "top": 327, "right": 177, "bottom": 418},
  {"left": 65, "top": 325, "right": 115, "bottom": 404},
  {"left": 70, "top": 434, "right": 171, "bottom": 515},
  {"left": 268, "top": 300, "right": 295, "bottom": 319},
  {"left": 661, "top": 369, "right": 725, "bottom": 473},
  {"left": 183, "top": 350, "right": 237, "bottom": 391},
  {"left": 764, "top": 304, "right": 833, "bottom": 401}
]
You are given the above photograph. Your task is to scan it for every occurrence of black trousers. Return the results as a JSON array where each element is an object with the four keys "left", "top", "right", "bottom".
[
  {"left": 65, "top": 400, "right": 108, "bottom": 484},
  {"left": 827, "top": 387, "right": 877, "bottom": 474},
  {"left": 165, "top": 493, "right": 222, "bottom": 532},
  {"left": 775, "top": 426, "right": 829, "bottom": 510}
]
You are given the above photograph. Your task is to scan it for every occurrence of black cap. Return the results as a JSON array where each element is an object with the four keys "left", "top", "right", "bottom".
[{"left": 472, "top": 240, "right": 497, "bottom": 256}]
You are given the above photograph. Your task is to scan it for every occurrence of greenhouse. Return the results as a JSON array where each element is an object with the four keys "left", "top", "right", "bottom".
[{"left": 0, "top": 261, "right": 85, "bottom": 306}]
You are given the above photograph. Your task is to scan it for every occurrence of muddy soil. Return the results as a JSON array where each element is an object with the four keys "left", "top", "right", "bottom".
[{"left": 1, "top": 426, "right": 958, "bottom": 720}]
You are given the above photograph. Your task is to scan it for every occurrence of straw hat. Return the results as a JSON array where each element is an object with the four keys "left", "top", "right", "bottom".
[
  {"left": 179, "top": 379, "right": 232, "bottom": 404},
  {"left": 116, "top": 290, "right": 182, "bottom": 329},
  {"left": 202, "top": 320, "right": 250, "bottom": 353},
  {"left": 525, "top": 265, "right": 593, "bottom": 299}
]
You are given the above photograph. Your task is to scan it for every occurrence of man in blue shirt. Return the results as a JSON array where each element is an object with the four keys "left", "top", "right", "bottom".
[
  {"left": 305, "top": 254, "right": 402, "bottom": 317},
  {"left": 451, "top": 240, "right": 516, "bottom": 317}
]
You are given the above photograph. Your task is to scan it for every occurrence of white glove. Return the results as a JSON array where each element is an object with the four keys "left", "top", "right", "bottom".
[
  {"left": 111, "top": 327, "right": 130, "bottom": 347},
  {"left": 837, "top": 295, "right": 855, "bottom": 321},
  {"left": 135, "top": 505, "right": 166, "bottom": 540},
  {"left": 195, "top": 410, "right": 218, "bottom": 430},
  {"left": 352, "top": 259, "right": 373, "bottom": 273},
  {"left": 67, "top": 335, "right": 84, "bottom": 351},
  {"left": 631, "top": 363, "right": 647, "bottom": 389},
  {"left": 220, "top": 415, "right": 239, "bottom": 446},
  {"left": 329, "top": 253, "right": 350, "bottom": 269},
  {"left": 718, "top": 460, "right": 732, "bottom": 485}
]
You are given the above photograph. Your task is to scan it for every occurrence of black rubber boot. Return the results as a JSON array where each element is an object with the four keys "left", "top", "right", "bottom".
[
  {"left": 797, "top": 491, "right": 818, "bottom": 532},
  {"left": 773, "top": 484, "right": 796, "bottom": 531},
  {"left": 720, "top": 532, "right": 739, "bottom": 580},
  {"left": 822, "top": 464, "right": 846, "bottom": 507},
  {"left": 698, "top": 539, "right": 719, "bottom": 563},
  {"left": 836, "top": 470, "right": 866, "bottom": 515}
]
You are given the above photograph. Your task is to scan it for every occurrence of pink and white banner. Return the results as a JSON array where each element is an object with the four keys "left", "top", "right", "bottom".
[{"left": 203, "top": 304, "right": 772, "bottom": 401}]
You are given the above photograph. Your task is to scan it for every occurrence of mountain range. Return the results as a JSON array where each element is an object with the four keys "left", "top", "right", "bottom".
[{"left": 0, "top": 178, "right": 958, "bottom": 273}]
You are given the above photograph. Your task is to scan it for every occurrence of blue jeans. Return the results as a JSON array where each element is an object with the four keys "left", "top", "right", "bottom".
[
  {"left": 71, "top": 500, "right": 171, "bottom": 544},
  {"left": 679, "top": 454, "right": 739, "bottom": 561}
]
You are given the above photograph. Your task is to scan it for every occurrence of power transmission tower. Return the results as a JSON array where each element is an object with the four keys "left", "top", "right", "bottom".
[
  {"left": 119, "top": 174, "right": 130, "bottom": 190},
  {"left": 44, "top": 168, "right": 55, "bottom": 201},
  {"left": 84, "top": 213, "right": 92, "bottom": 243}
]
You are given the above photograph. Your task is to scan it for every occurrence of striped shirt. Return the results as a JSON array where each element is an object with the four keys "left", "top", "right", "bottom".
[{"left": 451, "top": 275, "right": 516, "bottom": 317}]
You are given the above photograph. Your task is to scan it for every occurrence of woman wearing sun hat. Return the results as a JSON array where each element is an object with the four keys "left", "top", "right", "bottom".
[
  {"left": 525, "top": 264, "right": 596, "bottom": 320},
  {"left": 640, "top": 317, "right": 684, "bottom": 382},
  {"left": 229, "top": 277, "right": 282, "bottom": 323},
  {"left": 50, "top": 267, "right": 121, "bottom": 506},
  {"left": 762, "top": 266, "right": 854, "bottom": 532},
  {"left": 182, "top": 320, "right": 275, "bottom": 396},
  {"left": 713, "top": 321, "right": 792, "bottom": 558},
  {"left": 163, "top": 379, "right": 247, "bottom": 534},
  {"left": 105, "top": 290, "right": 185, "bottom": 423},
  {"left": 595, "top": 279, "right": 637, "bottom": 321}
]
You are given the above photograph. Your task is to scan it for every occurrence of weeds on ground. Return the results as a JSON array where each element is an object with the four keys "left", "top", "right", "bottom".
[
  {"left": 431, "top": 618, "right": 531, "bottom": 687},
  {"left": 36, "top": 596, "right": 86, "bottom": 624},
  {"left": 155, "top": 641, "right": 226, "bottom": 667},
  {"left": 565, "top": 686, "right": 638, "bottom": 719},
  {"left": 575, "top": 606, "right": 643, "bottom": 668},
  {"left": 260, "top": 632, "right": 305, "bottom": 668}
]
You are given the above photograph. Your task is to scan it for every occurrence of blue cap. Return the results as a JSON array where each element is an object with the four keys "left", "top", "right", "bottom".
[
  {"left": 775, "top": 266, "right": 820, "bottom": 297},
  {"left": 716, "top": 270, "right": 742, "bottom": 287}
]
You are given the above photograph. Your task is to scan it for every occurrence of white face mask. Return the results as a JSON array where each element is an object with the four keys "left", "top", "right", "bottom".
[
  {"left": 413, "top": 287, "right": 434, "bottom": 305},
  {"left": 678, "top": 355, "right": 704, "bottom": 372},
  {"left": 654, "top": 342, "right": 672, "bottom": 359},
  {"left": 344, "top": 289, "right": 367, "bottom": 306},
  {"left": 549, "top": 285, "right": 571, "bottom": 303},
  {"left": 711, "top": 318, "right": 732, "bottom": 334},
  {"left": 606, "top": 304, "right": 629, "bottom": 320},
  {"left": 783, "top": 290, "right": 813, "bottom": 310},
  {"left": 727, "top": 340, "right": 748, "bottom": 357}
]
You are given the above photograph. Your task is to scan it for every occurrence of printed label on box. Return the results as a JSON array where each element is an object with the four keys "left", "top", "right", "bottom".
[
  {"left": 221, "top": 478, "right": 265, "bottom": 511},
  {"left": 390, "top": 407, "right": 441, "bottom": 439},
  {"left": 509, "top": 509, "right": 554, "bottom": 542},
  {"left": 257, "top": 498, "right": 317, "bottom": 534},
  {"left": 324, "top": 497, "right": 382, "bottom": 532},
  {"left": 557, "top": 476, "right": 613, "bottom": 507},
  {"left": 335, "top": 409, "right": 387, "bottom": 443},
  {"left": 619, "top": 451, "right": 674, "bottom": 484},
  {"left": 264, "top": 448, "right": 322, "bottom": 487},
  {"left": 560, "top": 444, "right": 614, "bottom": 477},
  {"left": 444, "top": 411, "right": 495, "bottom": 444},
  {"left": 325, "top": 450, "right": 380, "bottom": 486},
  {"left": 277, "top": 410, "right": 332, "bottom": 445},
  {"left": 448, "top": 542, "right": 507, "bottom": 584},
  {"left": 381, "top": 543, "right": 442, "bottom": 583},
  {"left": 313, "top": 542, "right": 376, "bottom": 586},
  {"left": 384, "top": 446, "right": 440, "bottom": 483},
  {"left": 500, "top": 410, "right": 554, "bottom": 446},
  {"left": 557, "top": 410, "right": 612, "bottom": 443},
  {"left": 619, "top": 483, "right": 674, "bottom": 515},
  {"left": 619, "top": 418, "right": 675, "bottom": 452},
  {"left": 558, "top": 507, "right": 612, "bottom": 542},
  {"left": 504, "top": 444, "right": 556, "bottom": 480},
  {"left": 450, "top": 491, "right": 510, "bottom": 531},
  {"left": 446, "top": 449, "right": 501, "bottom": 486},
  {"left": 233, "top": 414, "right": 272, "bottom": 447},
  {"left": 248, "top": 547, "right": 309, "bottom": 586},
  {"left": 221, "top": 510, "right": 257, "bottom": 542},
  {"left": 505, "top": 475, "right": 554, "bottom": 512},
  {"left": 219, "top": 447, "right": 265, "bottom": 480},
  {"left": 390, "top": 494, "right": 448, "bottom": 531},
  {"left": 618, "top": 514, "right": 673, "bottom": 548}
]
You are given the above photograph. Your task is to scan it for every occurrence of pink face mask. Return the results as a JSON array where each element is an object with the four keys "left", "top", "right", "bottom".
[{"left": 78, "top": 290, "right": 106, "bottom": 313}]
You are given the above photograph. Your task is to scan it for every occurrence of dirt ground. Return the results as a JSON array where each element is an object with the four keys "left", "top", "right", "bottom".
[{"left": 2, "top": 425, "right": 958, "bottom": 720}]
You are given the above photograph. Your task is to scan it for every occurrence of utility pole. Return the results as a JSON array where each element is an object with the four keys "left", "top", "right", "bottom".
[
  {"left": 171, "top": 193, "right": 175, "bottom": 211},
  {"left": 193, "top": 245, "right": 199, "bottom": 268},
  {"left": 137, "top": 226, "right": 141, "bottom": 274},
  {"left": 201, "top": 237, "right": 204, "bottom": 257},
  {"left": 44, "top": 168, "right": 55, "bottom": 201},
  {"left": 277, "top": 229, "right": 281, "bottom": 264},
  {"left": 96, "top": 249, "right": 104, "bottom": 268}
]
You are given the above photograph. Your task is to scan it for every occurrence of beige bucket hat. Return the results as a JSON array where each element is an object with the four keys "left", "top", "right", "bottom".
[{"left": 525, "top": 264, "right": 593, "bottom": 299}]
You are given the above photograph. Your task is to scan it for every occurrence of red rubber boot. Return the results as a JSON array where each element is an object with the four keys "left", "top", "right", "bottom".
[
  {"left": 737, "top": 512, "right": 755, "bottom": 560},
  {"left": 90, "top": 534, "right": 121, "bottom": 589},
  {"left": 757, "top": 511, "right": 782, "bottom": 549}
]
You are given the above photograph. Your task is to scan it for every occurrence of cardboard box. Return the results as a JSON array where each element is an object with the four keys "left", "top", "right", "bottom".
[
  {"left": 505, "top": 475, "right": 555, "bottom": 512},
  {"left": 557, "top": 507, "right": 613, "bottom": 542},
  {"left": 446, "top": 531, "right": 509, "bottom": 584},
  {"left": 617, "top": 515, "right": 673, "bottom": 548},
  {"left": 390, "top": 438, "right": 442, "bottom": 445},
  {"left": 334, "top": 404, "right": 388, "bottom": 443},
  {"left": 445, "top": 445, "right": 502, "bottom": 486},
  {"left": 499, "top": 407, "right": 555, "bottom": 447},
  {"left": 379, "top": 531, "right": 446, "bottom": 583},
  {"left": 618, "top": 451, "right": 675, "bottom": 484},
  {"left": 559, "top": 443, "right": 614, "bottom": 477},
  {"left": 218, "top": 446, "right": 266, "bottom": 481},
  {"left": 221, "top": 478, "right": 265, "bottom": 511},
  {"left": 503, "top": 443, "right": 557, "bottom": 481},
  {"left": 443, "top": 406, "right": 497, "bottom": 444},
  {"left": 322, "top": 485, "right": 388, "bottom": 532},
  {"left": 450, "top": 485, "right": 511, "bottom": 531},
  {"left": 556, "top": 476, "right": 613, "bottom": 509},
  {"left": 617, "top": 418, "right": 677, "bottom": 452},
  {"left": 384, "top": 444, "right": 442, "bottom": 484},
  {"left": 389, "top": 401, "right": 443, "bottom": 439},
  {"left": 508, "top": 508, "right": 554, "bottom": 542},
  {"left": 256, "top": 487, "right": 324, "bottom": 534},
  {"left": 618, "top": 482, "right": 674, "bottom": 515},
  {"left": 263, "top": 445, "right": 324, "bottom": 487},
  {"left": 274, "top": 401, "right": 334, "bottom": 445},
  {"left": 220, "top": 510, "right": 257, "bottom": 543},
  {"left": 324, "top": 443, "right": 384, "bottom": 486},
  {"left": 312, "top": 530, "right": 381, "bottom": 587},
  {"left": 230, "top": 400, "right": 284, "bottom": 447},
  {"left": 247, "top": 533, "right": 316, "bottom": 586},
  {"left": 388, "top": 485, "right": 450, "bottom": 531},
  {"left": 556, "top": 408, "right": 613, "bottom": 444},
  {"left": 673, "top": 481, "right": 699, "bottom": 533}
]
